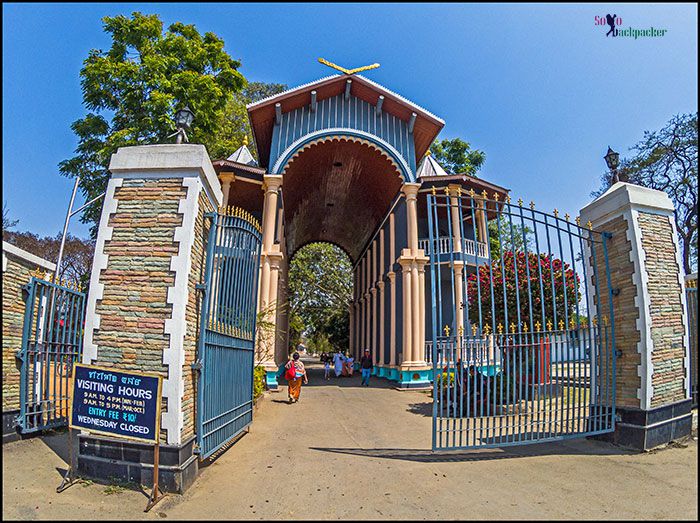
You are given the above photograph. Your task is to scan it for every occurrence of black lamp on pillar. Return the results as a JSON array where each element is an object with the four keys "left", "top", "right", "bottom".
[
  {"left": 172, "top": 106, "right": 194, "bottom": 144},
  {"left": 604, "top": 146, "right": 625, "bottom": 183}
]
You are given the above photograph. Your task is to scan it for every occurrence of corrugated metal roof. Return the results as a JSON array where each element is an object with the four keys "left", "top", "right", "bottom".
[
  {"left": 416, "top": 153, "right": 449, "bottom": 178},
  {"left": 226, "top": 144, "right": 258, "bottom": 166}
]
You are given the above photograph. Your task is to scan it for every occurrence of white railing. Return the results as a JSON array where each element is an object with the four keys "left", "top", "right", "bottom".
[{"left": 418, "top": 237, "right": 488, "bottom": 258}]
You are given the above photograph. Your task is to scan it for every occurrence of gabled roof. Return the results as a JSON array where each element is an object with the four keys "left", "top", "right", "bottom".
[
  {"left": 416, "top": 152, "right": 449, "bottom": 178},
  {"left": 226, "top": 144, "right": 257, "bottom": 166},
  {"left": 247, "top": 74, "right": 445, "bottom": 169}
]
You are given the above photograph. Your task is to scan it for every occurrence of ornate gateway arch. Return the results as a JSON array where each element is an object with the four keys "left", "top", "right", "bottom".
[{"left": 212, "top": 72, "right": 509, "bottom": 390}]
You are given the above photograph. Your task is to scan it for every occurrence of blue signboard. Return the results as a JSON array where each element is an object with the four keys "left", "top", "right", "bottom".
[{"left": 69, "top": 364, "right": 162, "bottom": 443}]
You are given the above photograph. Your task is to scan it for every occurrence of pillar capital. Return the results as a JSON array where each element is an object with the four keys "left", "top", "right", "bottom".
[
  {"left": 387, "top": 271, "right": 396, "bottom": 281},
  {"left": 401, "top": 182, "right": 421, "bottom": 200},
  {"left": 447, "top": 183, "right": 462, "bottom": 197},
  {"left": 370, "top": 287, "right": 377, "bottom": 295},
  {"left": 262, "top": 174, "right": 283, "bottom": 193},
  {"left": 377, "top": 280, "right": 385, "bottom": 290},
  {"left": 218, "top": 172, "right": 235, "bottom": 184}
]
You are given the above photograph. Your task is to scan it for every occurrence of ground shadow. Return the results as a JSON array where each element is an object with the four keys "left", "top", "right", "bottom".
[
  {"left": 406, "top": 401, "right": 433, "bottom": 417},
  {"left": 298, "top": 359, "right": 398, "bottom": 390},
  {"left": 310, "top": 437, "right": 635, "bottom": 463}
]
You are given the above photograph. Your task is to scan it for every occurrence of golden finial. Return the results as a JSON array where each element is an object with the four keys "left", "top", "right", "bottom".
[
  {"left": 443, "top": 186, "right": 450, "bottom": 196},
  {"left": 29, "top": 268, "right": 46, "bottom": 280},
  {"left": 553, "top": 208, "right": 559, "bottom": 218},
  {"left": 592, "top": 316, "right": 598, "bottom": 327},
  {"left": 517, "top": 198, "right": 523, "bottom": 207},
  {"left": 493, "top": 192, "right": 500, "bottom": 201},
  {"left": 430, "top": 186, "right": 436, "bottom": 196},
  {"left": 564, "top": 213, "right": 570, "bottom": 222},
  {"left": 535, "top": 320, "right": 541, "bottom": 332},
  {"left": 569, "top": 317, "right": 575, "bottom": 329},
  {"left": 469, "top": 188, "right": 476, "bottom": 198},
  {"left": 547, "top": 319, "right": 552, "bottom": 331},
  {"left": 522, "top": 322, "right": 529, "bottom": 333},
  {"left": 505, "top": 195, "right": 512, "bottom": 204},
  {"left": 425, "top": 149, "right": 432, "bottom": 157},
  {"left": 484, "top": 324, "right": 491, "bottom": 335},
  {"left": 471, "top": 324, "right": 478, "bottom": 336},
  {"left": 510, "top": 322, "right": 516, "bottom": 334},
  {"left": 481, "top": 189, "right": 488, "bottom": 199},
  {"left": 558, "top": 319, "right": 564, "bottom": 330},
  {"left": 457, "top": 187, "right": 463, "bottom": 196},
  {"left": 587, "top": 220, "right": 593, "bottom": 230},
  {"left": 243, "top": 135, "right": 249, "bottom": 146},
  {"left": 318, "top": 57, "right": 380, "bottom": 75},
  {"left": 576, "top": 216, "right": 581, "bottom": 226},
  {"left": 498, "top": 323, "right": 504, "bottom": 335},
  {"left": 530, "top": 201, "right": 535, "bottom": 210},
  {"left": 457, "top": 325, "right": 464, "bottom": 336},
  {"left": 443, "top": 324, "right": 451, "bottom": 336},
  {"left": 603, "top": 315, "right": 609, "bottom": 326},
  {"left": 581, "top": 317, "right": 588, "bottom": 328}
]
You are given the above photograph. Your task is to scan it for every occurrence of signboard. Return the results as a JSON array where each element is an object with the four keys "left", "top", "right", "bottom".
[{"left": 69, "top": 364, "right": 162, "bottom": 443}]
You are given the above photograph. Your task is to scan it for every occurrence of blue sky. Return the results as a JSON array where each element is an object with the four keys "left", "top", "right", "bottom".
[{"left": 3, "top": 2, "right": 697, "bottom": 238}]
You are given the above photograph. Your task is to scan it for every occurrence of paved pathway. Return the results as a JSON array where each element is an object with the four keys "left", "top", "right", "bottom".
[{"left": 2, "top": 357, "right": 698, "bottom": 520}]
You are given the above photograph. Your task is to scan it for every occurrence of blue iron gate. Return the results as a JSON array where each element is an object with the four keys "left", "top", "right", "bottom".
[
  {"left": 425, "top": 189, "right": 617, "bottom": 450},
  {"left": 17, "top": 277, "right": 86, "bottom": 434},
  {"left": 195, "top": 207, "right": 262, "bottom": 459},
  {"left": 686, "top": 281, "right": 697, "bottom": 406}
]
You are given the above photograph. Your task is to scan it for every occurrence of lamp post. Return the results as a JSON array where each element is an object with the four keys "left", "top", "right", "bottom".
[
  {"left": 171, "top": 106, "right": 194, "bottom": 144},
  {"left": 604, "top": 146, "right": 625, "bottom": 184}
]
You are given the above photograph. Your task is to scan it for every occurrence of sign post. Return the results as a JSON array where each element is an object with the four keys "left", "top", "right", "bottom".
[{"left": 58, "top": 364, "right": 165, "bottom": 511}]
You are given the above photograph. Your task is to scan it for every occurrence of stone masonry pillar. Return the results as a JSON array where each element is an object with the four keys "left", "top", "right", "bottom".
[
  {"left": 79, "top": 144, "right": 222, "bottom": 492},
  {"left": 580, "top": 182, "right": 692, "bottom": 450}
]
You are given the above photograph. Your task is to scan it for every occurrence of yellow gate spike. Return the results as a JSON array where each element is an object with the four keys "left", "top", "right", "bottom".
[
  {"left": 576, "top": 216, "right": 581, "bottom": 226},
  {"left": 443, "top": 186, "right": 450, "bottom": 196},
  {"left": 530, "top": 201, "right": 535, "bottom": 210},
  {"left": 430, "top": 186, "right": 436, "bottom": 196},
  {"left": 565, "top": 213, "right": 570, "bottom": 221},
  {"left": 547, "top": 319, "right": 553, "bottom": 331},
  {"left": 493, "top": 192, "right": 500, "bottom": 201},
  {"left": 587, "top": 220, "right": 593, "bottom": 230},
  {"left": 522, "top": 322, "right": 528, "bottom": 333},
  {"left": 505, "top": 195, "right": 512, "bottom": 204},
  {"left": 484, "top": 324, "right": 491, "bottom": 335},
  {"left": 469, "top": 188, "right": 476, "bottom": 198},
  {"left": 457, "top": 325, "right": 464, "bottom": 336},
  {"left": 471, "top": 324, "right": 478, "bottom": 336},
  {"left": 535, "top": 320, "right": 541, "bottom": 332},
  {"left": 481, "top": 189, "right": 488, "bottom": 199},
  {"left": 558, "top": 319, "right": 564, "bottom": 330},
  {"left": 497, "top": 323, "right": 504, "bottom": 335},
  {"left": 517, "top": 198, "right": 523, "bottom": 206},
  {"left": 569, "top": 317, "right": 575, "bottom": 329},
  {"left": 592, "top": 316, "right": 598, "bottom": 327},
  {"left": 553, "top": 208, "right": 559, "bottom": 218},
  {"left": 443, "top": 324, "right": 451, "bottom": 336},
  {"left": 510, "top": 322, "right": 516, "bottom": 334}
]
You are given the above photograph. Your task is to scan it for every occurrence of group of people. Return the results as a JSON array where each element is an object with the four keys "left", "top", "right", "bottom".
[
  {"left": 283, "top": 348, "right": 376, "bottom": 404},
  {"left": 320, "top": 350, "right": 355, "bottom": 379}
]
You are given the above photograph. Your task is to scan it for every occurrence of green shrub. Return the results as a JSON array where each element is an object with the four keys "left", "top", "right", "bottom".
[{"left": 253, "top": 365, "right": 266, "bottom": 400}]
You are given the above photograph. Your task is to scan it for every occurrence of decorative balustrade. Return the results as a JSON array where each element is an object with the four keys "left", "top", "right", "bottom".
[{"left": 418, "top": 237, "right": 488, "bottom": 258}]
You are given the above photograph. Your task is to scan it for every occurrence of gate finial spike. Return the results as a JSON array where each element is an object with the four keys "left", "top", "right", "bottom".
[
  {"left": 497, "top": 323, "right": 503, "bottom": 335},
  {"left": 547, "top": 319, "right": 553, "bottom": 331},
  {"left": 430, "top": 186, "right": 436, "bottom": 196},
  {"left": 565, "top": 213, "right": 570, "bottom": 222},
  {"left": 587, "top": 220, "right": 593, "bottom": 230},
  {"left": 522, "top": 322, "right": 528, "bottom": 333},
  {"left": 553, "top": 208, "right": 559, "bottom": 218},
  {"left": 484, "top": 324, "right": 491, "bottom": 335},
  {"left": 481, "top": 189, "right": 488, "bottom": 199},
  {"left": 592, "top": 316, "right": 598, "bottom": 327},
  {"left": 517, "top": 198, "right": 523, "bottom": 206},
  {"left": 569, "top": 317, "right": 575, "bottom": 329},
  {"left": 443, "top": 186, "right": 450, "bottom": 196},
  {"left": 457, "top": 325, "right": 464, "bottom": 336},
  {"left": 576, "top": 216, "right": 581, "bottom": 226},
  {"left": 510, "top": 322, "right": 516, "bottom": 334},
  {"left": 443, "top": 324, "right": 450, "bottom": 336},
  {"left": 505, "top": 195, "right": 511, "bottom": 204},
  {"left": 471, "top": 324, "right": 478, "bottom": 336},
  {"left": 535, "top": 320, "right": 541, "bottom": 332},
  {"left": 469, "top": 188, "right": 476, "bottom": 198},
  {"left": 493, "top": 192, "right": 500, "bottom": 201},
  {"left": 530, "top": 201, "right": 535, "bottom": 210},
  {"left": 559, "top": 319, "right": 564, "bottom": 330}
]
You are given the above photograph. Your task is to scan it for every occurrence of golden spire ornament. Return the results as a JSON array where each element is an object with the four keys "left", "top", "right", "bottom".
[{"left": 318, "top": 57, "right": 380, "bottom": 75}]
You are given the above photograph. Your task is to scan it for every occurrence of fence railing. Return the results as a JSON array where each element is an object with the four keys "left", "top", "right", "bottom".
[
  {"left": 418, "top": 237, "right": 488, "bottom": 258},
  {"left": 686, "top": 276, "right": 697, "bottom": 407}
]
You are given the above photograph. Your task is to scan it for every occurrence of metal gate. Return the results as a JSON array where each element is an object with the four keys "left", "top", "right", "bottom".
[
  {"left": 17, "top": 277, "right": 85, "bottom": 434},
  {"left": 686, "top": 279, "right": 697, "bottom": 406},
  {"left": 426, "top": 189, "right": 617, "bottom": 450},
  {"left": 195, "top": 208, "right": 262, "bottom": 459}
]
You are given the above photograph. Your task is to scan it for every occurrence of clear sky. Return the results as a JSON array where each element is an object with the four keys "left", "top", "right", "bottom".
[{"left": 3, "top": 2, "right": 697, "bottom": 238}]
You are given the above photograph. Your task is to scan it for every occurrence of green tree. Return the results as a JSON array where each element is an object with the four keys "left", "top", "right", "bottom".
[
  {"left": 60, "top": 12, "right": 246, "bottom": 236},
  {"left": 488, "top": 214, "right": 534, "bottom": 258},
  {"left": 430, "top": 137, "right": 485, "bottom": 175},
  {"left": 593, "top": 113, "right": 698, "bottom": 273},
  {"left": 288, "top": 243, "right": 353, "bottom": 351},
  {"left": 209, "top": 81, "right": 287, "bottom": 160}
]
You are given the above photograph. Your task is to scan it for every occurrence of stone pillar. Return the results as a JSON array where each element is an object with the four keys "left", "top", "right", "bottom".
[
  {"left": 448, "top": 184, "right": 462, "bottom": 249},
  {"left": 388, "top": 271, "right": 397, "bottom": 375},
  {"left": 580, "top": 182, "right": 692, "bottom": 450},
  {"left": 397, "top": 183, "right": 431, "bottom": 389},
  {"left": 218, "top": 173, "right": 234, "bottom": 206},
  {"left": 371, "top": 287, "right": 378, "bottom": 372},
  {"left": 349, "top": 302, "right": 355, "bottom": 358},
  {"left": 80, "top": 144, "right": 222, "bottom": 493},
  {"left": 378, "top": 280, "right": 386, "bottom": 372},
  {"left": 257, "top": 175, "right": 283, "bottom": 389},
  {"left": 453, "top": 261, "right": 465, "bottom": 338}
]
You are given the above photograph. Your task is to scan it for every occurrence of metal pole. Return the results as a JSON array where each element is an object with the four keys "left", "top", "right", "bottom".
[{"left": 54, "top": 177, "right": 81, "bottom": 283}]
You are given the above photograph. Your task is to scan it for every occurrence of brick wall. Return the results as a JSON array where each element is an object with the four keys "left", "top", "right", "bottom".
[
  {"left": 638, "top": 212, "right": 687, "bottom": 407},
  {"left": 91, "top": 178, "right": 187, "bottom": 443},
  {"left": 2, "top": 256, "right": 46, "bottom": 411},
  {"left": 181, "top": 190, "right": 213, "bottom": 442},
  {"left": 589, "top": 215, "right": 642, "bottom": 409}
]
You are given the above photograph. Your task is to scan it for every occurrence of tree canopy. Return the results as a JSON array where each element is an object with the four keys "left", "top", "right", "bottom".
[
  {"left": 593, "top": 112, "right": 697, "bottom": 273},
  {"left": 60, "top": 12, "right": 247, "bottom": 236},
  {"left": 287, "top": 243, "right": 353, "bottom": 353},
  {"left": 430, "top": 137, "right": 485, "bottom": 176}
]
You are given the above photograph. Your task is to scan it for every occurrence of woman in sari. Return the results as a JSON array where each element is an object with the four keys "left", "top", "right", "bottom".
[{"left": 285, "top": 353, "right": 308, "bottom": 403}]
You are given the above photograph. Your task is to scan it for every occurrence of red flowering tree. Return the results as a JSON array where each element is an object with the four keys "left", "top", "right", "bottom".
[{"left": 466, "top": 250, "right": 581, "bottom": 330}]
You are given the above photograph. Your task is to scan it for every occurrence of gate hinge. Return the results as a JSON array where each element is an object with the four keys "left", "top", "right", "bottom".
[
  {"left": 614, "top": 414, "right": 622, "bottom": 422},
  {"left": 14, "top": 349, "right": 24, "bottom": 362},
  {"left": 193, "top": 443, "right": 201, "bottom": 455},
  {"left": 615, "top": 350, "right": 622, "bottom": 358},
  {"left": 195, "top": 283, "right": 207, "bottom": 292},
  {"left": 191, "top": 359, "right": 203, "bottom": 371}
]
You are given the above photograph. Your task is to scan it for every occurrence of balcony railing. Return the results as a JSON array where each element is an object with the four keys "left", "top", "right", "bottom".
[{"left": 418, "top": 237, "right": 488, "bottom": 258}]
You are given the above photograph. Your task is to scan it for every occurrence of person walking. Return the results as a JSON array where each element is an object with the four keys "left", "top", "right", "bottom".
[
  {"left": 332, "top": 349, "right": 345, "bottom": 378},
  {"left": 344, "top": 353, "right": 354, "bottom": 377},
  {"left": 360, "top": 349, "right": 373, "bottom": 386},
  {"left": 323, "top": 353, "right": 331, "bottom": 380},
  {"left": 284, "top": 353, "right": 308, "bottom": 403}
]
